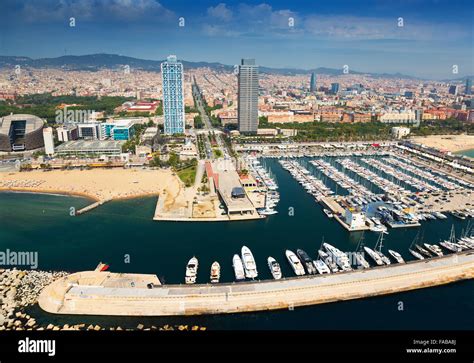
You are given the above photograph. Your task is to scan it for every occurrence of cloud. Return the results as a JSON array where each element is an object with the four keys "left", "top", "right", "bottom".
[
  {"left": 199, "top": 3, "right": 469, "bottom": 42},
  {"left": 19, "top": 0, "right": 174, "bottom": 23},
  {"left": 207, "top": 3, "right": 232, "bottom": 22}
]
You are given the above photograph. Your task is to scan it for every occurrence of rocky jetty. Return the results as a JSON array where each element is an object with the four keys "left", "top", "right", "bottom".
[
  {"left": 0, "top": 268, "right": 68, "bottom": 331},
  {"left": 0, "top": 268, "right": 207, "bottom": 331}
]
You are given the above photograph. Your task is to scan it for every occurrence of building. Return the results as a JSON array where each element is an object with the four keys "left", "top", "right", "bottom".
[
  {"left": 309, "top": 72, "right": 317, "bottom": 92},
  {"left": 101, "top": 119, "right": 136, "bottom": 141},
  {"left": 42, "top": 127, "right": 55, "bottom": 155},
  {"left": 449, "top": 85, "right": 459, "bottom": 95},
  {"left": 238, "top": 59, "right": 259, "bottom": 134},
  {"left": 344, "top": 209, "right": 366, "bottom": 230},
  {"left": 55, "top": 140, "right": 124, "bottom": 156},
  {"left": 331, "top": 83, "right": 340, "bottom": 95},
  {"left": 179, "top": 140, "right": 198, "bottom": 160},
  {"left": 0, "top": 114, "right": 44, "bottom": 151},
  {"left": 77, "top": 122, "right": 101, "bottom": 139},
  {"left": 57, "top": 124, "right": 78, "bottom": 142},
  {"left": 161, "top": 55, "right": 185, "bottom": 135},
  {"left": 391, "top": 126, "right": 411, "bottom": 139},
  {"left": 379, "top": 111, "right": 417, "bottom": 125},
  {"left": 466, "top": 78, "right": 472, "bottom": 95}
]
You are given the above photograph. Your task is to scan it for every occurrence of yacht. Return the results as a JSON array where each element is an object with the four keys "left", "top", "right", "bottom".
[
  {"left": 185, "top": 256, "right": 198, "bottom": 284},
  {"left": 323, "top": 243, "right": 352, "bottom": 271},
  {"left": 439, "top": 241, "right": 463, "bottom": 253},
  {"left": 318, "top": 250, "right": 340, "bottom": 273},
  {"left": 314, "top": 259, "right": 331, "bottom": 274},
  {"left": 259, "top": 208, "right": 278, "bottom": 216},
  {"left": 388, "top": 249, "right": 405, "bottom": 264},
  {"left": 267, "top": 257, "right": 282, "bottom": 280},
  {"left": 409, "top": 248, "right": 425, "bottom": 260},
  {"left": 296, "top": 249, "right": 317, "bottom": 274},
  {"left": 286, "top": 250, "right": 305, "bottom": 276},
  {"left": 323, "top": 209, "right": 334, "bottom": 218},
  {"left": 232, "top": 254, "right": 245, "bottom": 281},
  {"left": 354, "top": 252, "right": 370, "bottom": 269},
  {"left": 423, "top": 243, "right": 444, "bottom": 257},
  {"left": 364, "top": 246, "right": 384, "bottom": 266},
  {"left": 241, "top": 246, "right": 258, "bottom": 279},
  {"left": 415, "top": 244, "right": 432, "bottom": 258},
  {"left": 210, "top": 261, "right": 220, "bottom": 283}
]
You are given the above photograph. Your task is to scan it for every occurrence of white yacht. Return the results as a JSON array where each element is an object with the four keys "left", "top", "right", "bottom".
[
  {"left": 423, "top": 243, "right": 443, "bottom": 257},
  {"left": 318, "top": 250, "right": 339, "bottom": 273},
  {"left": 241, "top": 246, "right": 258, "bottom": 279},
  {"left": 314, "top": 259, "right": 331, "bottom": 274},
  {"left": 185, "top": 256, "right": 198, "bottom": 284},
  {"left": 232, "top": 254, "right": 245, "bottom": 281},
  {"left": 409, "top": 248, "right": 425, "bottom": 260},
  {"left": 323, "top": 209, "right": 334, "bottom": 218},
  {"left": 363, "top": 247, "right": 384, "bottom": 266},
  {"left": 267, "top": 257, "right": 282, "bottom": 280},
  {"left": 388, "top": 249, "right": 405, "bottom": 264},
  {"left": 323, "top": 243, "right": 352, "bottom": 271},
  {"left": 285, "top": 250, "right": 305, "bottom": 276},
  {"left": 354, "top": 252, "right": 370, "bottom": 269},
  {"left": 210, "top": 261, "right": 220, "bottom": 283}
]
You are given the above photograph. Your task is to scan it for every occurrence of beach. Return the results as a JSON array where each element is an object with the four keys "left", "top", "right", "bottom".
[
  {"left": 0, "top": 168, "right": 182, "bottom": 203},
  {"left": 410, "top": 134, "right": 474, "bottom": 153}
]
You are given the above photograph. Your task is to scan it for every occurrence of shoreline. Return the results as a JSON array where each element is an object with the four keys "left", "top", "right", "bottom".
[
  {"left": 0, "top": 187, "right": 161, "bottom": 203},
  {"left": 409, "top": 134, "right": 474, "bottom": 153}
]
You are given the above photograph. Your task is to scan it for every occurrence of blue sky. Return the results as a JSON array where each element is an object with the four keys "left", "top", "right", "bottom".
[{"left": 0, "top": 0, "right": 472, "bottom": 79}]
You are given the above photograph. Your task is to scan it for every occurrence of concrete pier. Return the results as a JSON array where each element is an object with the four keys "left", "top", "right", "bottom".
[{"left": 38, "top": 251, "right": 474, "bottom": 317}]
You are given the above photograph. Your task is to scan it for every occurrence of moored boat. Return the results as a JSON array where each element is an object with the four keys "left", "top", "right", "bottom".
[
  {"left": 210, "top": 261, "right": 220, "bottom": 283},
  {"left": 409, "top": 249, "right": 424, "bottom": 260},
  {"left": 423, "top": 243, "right": 443, "bottom": 257},
  {"left": 241, "top": 246, "right": 258, "bottom": 279},
  {"left": 388, "top": 249, "right": 405, "bottom": 264},
  {"left": 286, "top": 250, "right": 305, "bottom": 276},
  {"left": 267, "top": 257, "right": 282, "bottom": 280},
  {"left": 232, "top": 254, "right": 245, "bottom": 281},
  {"left": 364, "top": 246, "right": 384, "bottom": 266},
  {"left": 296, "top": 249, "right": 317, "bottom": 274},
  {"left": 185, "top": 256, "right": 198, "bottom": 284}
]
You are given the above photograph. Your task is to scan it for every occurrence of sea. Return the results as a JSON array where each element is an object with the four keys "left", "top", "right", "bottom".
[
  {"left": 1, "top": 157, "right": 473, "bottom": 330},
  {"left": 457, "top": 149, "right": 474, "bottom": 158}
]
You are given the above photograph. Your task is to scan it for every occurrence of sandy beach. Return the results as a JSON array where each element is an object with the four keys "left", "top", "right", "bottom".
[
  {"left": 0, "top": 168, "right": 182, "bottom": 203},
  {"left": 410, "top": 134, "right": 474, "bottom": 153}
]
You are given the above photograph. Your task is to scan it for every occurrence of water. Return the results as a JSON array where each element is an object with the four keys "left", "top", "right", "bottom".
[
  {"left": 1, "top": 158, "right": 473, "bottom": 330},
  {"left": 457, "top": 149, "right": 474, "bottom": 158}
]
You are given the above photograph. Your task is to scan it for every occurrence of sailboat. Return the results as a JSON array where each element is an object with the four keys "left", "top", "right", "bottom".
[
  {"left": 409, "top": 234, "right": 424, "bottom": 260},
  {"left": 439, "top": 225, "right": 464, "bottom": 252},
  {"left": 374, "top": 232, "right": 391, "bottom": 265},
  {"left": 354, "top": 234, "right": 371, "bottom": 269}
]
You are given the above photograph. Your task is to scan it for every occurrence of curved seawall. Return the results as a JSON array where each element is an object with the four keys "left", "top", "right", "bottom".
[{"left": 38, "top": 252, "right": 474, "bottom": 316}]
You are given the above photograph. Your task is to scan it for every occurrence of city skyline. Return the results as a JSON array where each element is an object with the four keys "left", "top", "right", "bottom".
[{"left": 0, "top": 0, "right": 472, "bottom": 79}]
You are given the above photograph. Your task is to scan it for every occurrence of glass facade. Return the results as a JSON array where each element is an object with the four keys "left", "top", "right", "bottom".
[{"left": 161, "top": 55, "right": 185, "bottom": 135}]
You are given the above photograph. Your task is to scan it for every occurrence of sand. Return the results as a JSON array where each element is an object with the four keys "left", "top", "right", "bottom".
[
  {"left": 0, "top": 168, "right": 181, "bottom": 202},
  {"left": 410, "top": 134, "right": 474, "bottom": 153}
]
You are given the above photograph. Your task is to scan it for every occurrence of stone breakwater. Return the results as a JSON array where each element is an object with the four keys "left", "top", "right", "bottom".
[{"left": 0, "top": 268, "right": 207, "bottom": 331}]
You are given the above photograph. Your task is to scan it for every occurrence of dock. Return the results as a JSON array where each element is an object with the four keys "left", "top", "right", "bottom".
[
  {"left": 38, "top": 251, "right": 474, "bottom": 316},
  {"left": 75, "top": 199, "right": 110, "bottom": 215}
]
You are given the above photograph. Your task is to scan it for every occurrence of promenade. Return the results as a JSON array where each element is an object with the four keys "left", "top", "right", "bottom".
[{"left": 38, "top": 251, "right": 474, "bottom": 316}]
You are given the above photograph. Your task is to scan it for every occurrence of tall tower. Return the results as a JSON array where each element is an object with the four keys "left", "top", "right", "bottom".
[
  {"left": 161, "top": 55, "right": 185, "bottom": 135},
  {"left": 238, "top": 59, "right": 259, "bottom": 134},
  {"left": 310, "top": 72, "right": 317, "bottom": 92},
  {"left": 465, "top": 78, "right": 472, "bottom": 95}
]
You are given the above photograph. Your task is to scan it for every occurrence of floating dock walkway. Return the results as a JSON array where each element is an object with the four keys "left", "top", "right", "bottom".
[{"left": 38, "top": 251, "right": 474, "bottom": 317}]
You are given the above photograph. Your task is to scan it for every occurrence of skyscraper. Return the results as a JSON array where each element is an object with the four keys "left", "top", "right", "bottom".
[
  {"left": 331, "top": 83, "right": 340, "bottom": 95},
  {"left": 238, "top": 59, "right": 259, "bottom": 134},
  {"left": 161, "top": 55, "right": 185, "bottom": 135},
  {"left": 465, "top": 78, "right": 472, "bottom": 95},
  {"left": 448, "top": 85, "right": 459, "bottom": 95},
  {"left": 310, "top": 72, "right": 317, "bottom": 92}
]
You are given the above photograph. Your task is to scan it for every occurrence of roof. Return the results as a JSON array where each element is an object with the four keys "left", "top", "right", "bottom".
[{"left": 0, "top": 114, "right": 44, "bottom": 135}]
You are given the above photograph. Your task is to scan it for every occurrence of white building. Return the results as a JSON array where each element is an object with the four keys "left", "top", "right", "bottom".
[
  {"left": 42, "top": 127, "right": 55, "bottom": 155},
  {"left": 344, "top": 209, "right": 366, "bottom": 230},
  {"left": 391, "top": 127, "right": 411, "bottom": 139},
  {"left": 380, "top": 111, "right": 417, "bottom": 124}
]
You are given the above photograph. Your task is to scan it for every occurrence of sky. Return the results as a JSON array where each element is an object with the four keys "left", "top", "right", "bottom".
[{"left": 0, "top": 0, "right": 473, "bottom": 79}]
